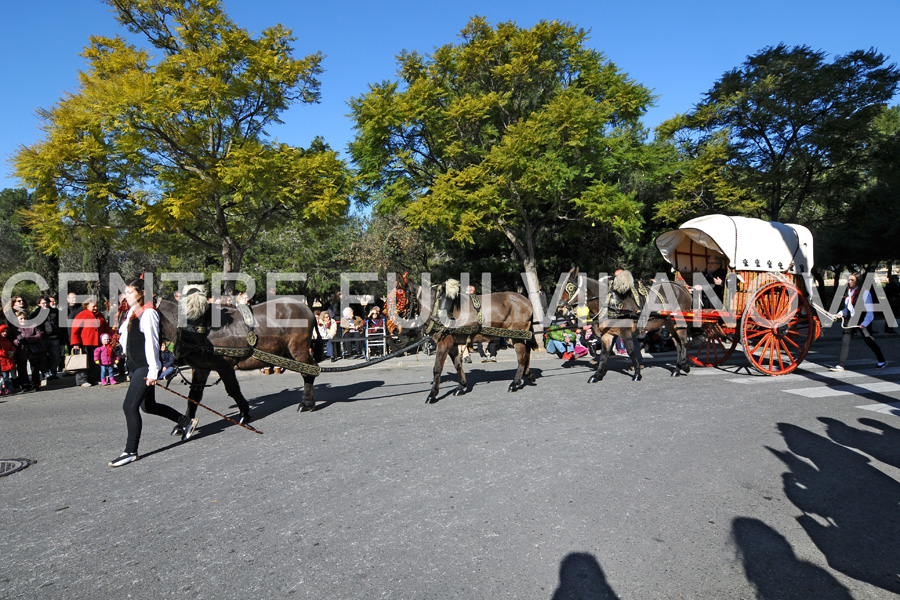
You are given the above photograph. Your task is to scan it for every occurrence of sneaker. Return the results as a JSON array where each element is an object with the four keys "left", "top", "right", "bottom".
[
  {"left": 463, "top": 356, "right": 472, "bottom": 364},
  {"left": 489, "top": 356, "right": 497, "bottom": 362},
  {"left": 181, "top": 418, "right": 199, "bottom": 441},
  {"left": 108, "top": 452, "right": 138, "bottom": 467},
  {"left": 481, "top": 358, "right": 490, "bottom": 363},
  {"left": 80, "top": 382, "right": 92, "bottom": 387},
  {"left": 877, "top": 362, "right": 887, "bottom": 369},
  {"left": 829, "top": 365, "right": 845, "bottom": 372},
  {"left": 562, "top": 352, "right": 573, "bottom": 361}
]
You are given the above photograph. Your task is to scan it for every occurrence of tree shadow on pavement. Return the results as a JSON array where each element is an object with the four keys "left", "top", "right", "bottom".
[
  {"left": 550, "top": 552, "right": 620, "bottom": 600},
  {"left": 731, "top": 517, "right": 852, "bottom": 599},
  {"left": 768, "top": 422, "right": 900, "bottom": 594}
]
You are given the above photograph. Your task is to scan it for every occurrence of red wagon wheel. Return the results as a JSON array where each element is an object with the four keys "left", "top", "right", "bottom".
[
  {"left": 741, "top": 281, "right": 814, "bottom": 375},
  {"left": 688, "top": 319, "right": 739, "bottom": 367}
]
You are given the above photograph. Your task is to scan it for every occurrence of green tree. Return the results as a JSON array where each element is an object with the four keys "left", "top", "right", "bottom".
[
  {"left": 14, "top": 0, "right": 350, "bottom": 292},
  {"left": 659, "top": 44, "right": 900, "bottom": 224},
  {"left": 349, "top": 17, "right": 653, "bottom": 324}
]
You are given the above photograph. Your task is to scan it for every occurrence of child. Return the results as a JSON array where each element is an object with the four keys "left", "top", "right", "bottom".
[
  {"left": 93, "top": 333, "right": 119, "bottom": 386},
  {"left": 0, "top": 325, "right": 17, "bottom": 395},
  {"left": 159, "top": 341, "right": 176, "bottom": 382}
]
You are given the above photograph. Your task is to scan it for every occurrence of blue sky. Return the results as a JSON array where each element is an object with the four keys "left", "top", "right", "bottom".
[{"left": 2, "top": 0, "right": 899, "bottom": 192}]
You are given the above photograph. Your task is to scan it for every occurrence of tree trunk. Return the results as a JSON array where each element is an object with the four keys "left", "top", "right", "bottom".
[{"left": 499, "top": 221, "right": 545, "bottom": 343}]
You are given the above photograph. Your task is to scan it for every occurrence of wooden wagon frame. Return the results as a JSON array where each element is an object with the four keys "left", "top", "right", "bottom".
[{"left": 654, "top": 214, "right": 822, "bottom": 375}]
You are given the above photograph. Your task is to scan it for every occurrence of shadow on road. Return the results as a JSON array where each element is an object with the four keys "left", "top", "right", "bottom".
[
  {"left": 731, "top": 517, "right": 852, "bottom": 599},
  {"left": 550, "top": 552, "right": 620, "bottom": 600},
  {"left": 768, "top": 421, "right": 900, "bottom": 594}
]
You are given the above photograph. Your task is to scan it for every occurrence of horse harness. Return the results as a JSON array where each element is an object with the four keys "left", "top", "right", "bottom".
[
  {"left": 562, "top": 280, "right": 664, "bottom": 323},
  {"left": 176, "top": 303, "right": 323, "bottom": 377},
  {"left": 423, "top": 285, "right": 534, "bottom": 341}
]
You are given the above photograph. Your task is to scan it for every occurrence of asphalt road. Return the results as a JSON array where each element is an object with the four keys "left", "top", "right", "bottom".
[{"left": 2, "top": 326, "right": 899, "bottom": 599}]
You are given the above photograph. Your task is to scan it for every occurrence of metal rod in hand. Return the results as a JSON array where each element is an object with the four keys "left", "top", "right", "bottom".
[{"left": 149, "top": 378, "right": 263, "bottom": 435}]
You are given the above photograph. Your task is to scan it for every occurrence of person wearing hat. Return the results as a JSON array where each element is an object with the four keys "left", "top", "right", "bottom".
[{"left": 93, "top": 333, "right": 119, "bottom": 386}]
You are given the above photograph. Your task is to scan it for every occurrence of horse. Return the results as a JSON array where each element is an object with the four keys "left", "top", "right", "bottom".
[
  {"left": 557, "top": 269, "right": 692, "bottom": 382},
  {"left": 156, "top": 287, "right": 324, "bottom": 419},
  {"left": 392, "top": 278, "right": 538, "bottom": 403}
]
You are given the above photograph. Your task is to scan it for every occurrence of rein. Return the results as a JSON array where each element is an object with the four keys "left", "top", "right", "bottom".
[{"left": 153, "top": 379, "right": 263, "bottom": 434}]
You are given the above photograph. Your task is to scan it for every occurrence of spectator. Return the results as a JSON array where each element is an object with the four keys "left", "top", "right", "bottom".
[
  {"left": 318, "top": 311, "right": 339, "bottom": 362},
  {"left": 14, "top": 311, "right": 44, "bottom": 392},
  {"left": 0, "top": 324, "right": 18, "bottom": 395},
  {"left": 70, "top": 296, "right": 111, "bottom": 387},
  {"left": 159, "top": 341, "right": 177, "bottom": 383},
  {"left": 341, "top": 306, "right": 365, "bottom": 358},
  {"left": 2, "top": 296, "right": 26, "bottom": 387},
  {"left": 32, "top": 296, "right": 62, "bottom": 380},
  {"left": 93, "top": 333, "right": 119, "bottom": 386}
]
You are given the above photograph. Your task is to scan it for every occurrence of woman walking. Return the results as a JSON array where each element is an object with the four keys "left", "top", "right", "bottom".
[
  {"left": 108, "top": 279, "right": 198, "bottom": 468},
  {"left": 830, "top": 271, "right": 887, "bottom": 372}
]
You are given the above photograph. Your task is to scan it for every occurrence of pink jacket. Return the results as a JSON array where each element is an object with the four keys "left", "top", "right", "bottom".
[{"left": 93, "top": 344, "right": 117, "bottom": 366}]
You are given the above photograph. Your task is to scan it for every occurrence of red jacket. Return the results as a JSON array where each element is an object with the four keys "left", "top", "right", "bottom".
[
  {"left": 0, "top": 325, "right": 16, "bottom": 372},
  {"left": 70, "top": 308, "right": 111, "bottom": 347}
]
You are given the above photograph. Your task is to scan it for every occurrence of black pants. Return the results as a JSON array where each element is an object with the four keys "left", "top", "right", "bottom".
[
  {"left": 475, "top": 339, "right": 501, "bottom": 358},
  {"left": 122, "top": 367, "right": 186, "bottom": 454},
  {"left": 838, "top": 325, "right": 885, "bottom": 367},
  {"left": 75, "top": 346, "right": 100, "bottom": 386}
]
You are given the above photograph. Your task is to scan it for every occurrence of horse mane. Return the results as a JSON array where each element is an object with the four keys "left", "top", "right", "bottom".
[
  {"left": 612, "top": 270, "right": 634, "bottom": 295},
  {"left": 181, "top": 285, "right": 208, "bottom": 321},
  {"left": 444, "top": 279, "right": 461, "bottom": 300}
]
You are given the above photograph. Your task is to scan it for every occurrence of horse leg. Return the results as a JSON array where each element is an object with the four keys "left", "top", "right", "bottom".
[
  {"left": 523, "top": 341, "right": 536, "bottom": 384},
  {"left": 674, "top": 327, "right": 691, "bottom": 376},
  {"left": 623, "top": 331, "right": 642, "bottom": 382},
  {"left": 588, "top": 334, "right": 612, "bottom": 383},
  {"left": 299, "top": 373, "right": 316, "bottom": 412},
  {"left": 450, "top": 342, "right": 467, "bottom": 397},
  {"left": 509, "top": 341, "right": 525, "bottom": 392},
  {"left": 287, "top": 335, "right": 318, "bottom": 412},
  {"left": 427, "top": 336, "right": 452, "bottom": 404},
  {"left": 218, "top": 364, "right": 252, "bottom": 423},
  {"left": 666, "top": 321, "right": 691, "bottom": 377}
]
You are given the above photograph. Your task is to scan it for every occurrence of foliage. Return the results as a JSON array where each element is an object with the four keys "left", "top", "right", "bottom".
[
  {"left": 349, "top": 17, "right": 654, "bottom": 316},
  {"left": 13, "top": 0, "right": 351, "bottom": 291},
  {"left": 657, "top": 44, "right": 900, "bottom": 225}
]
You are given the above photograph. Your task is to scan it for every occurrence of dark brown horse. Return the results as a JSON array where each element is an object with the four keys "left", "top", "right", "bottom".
[
  {"left": 393, "top": 279, "right": 538, "bottom": 403},
  {"left": 156, "top": 291, "right": 324, "bottom": 418},
  {"left": 557, "top": 269, "right": 692, "bottom": 382}
]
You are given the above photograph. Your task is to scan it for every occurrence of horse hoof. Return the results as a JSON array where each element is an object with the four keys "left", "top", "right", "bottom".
[
  {"left": 298, "top": 404, "right": 314, "bottom": 412},
  {"left": 426, "top": 396, "right": 437, "bottom": 404},
  {"left": 526, "top": 373, "right": 536, "bottom": 384},
  {"left": 239, "top": 412, "right": 252, "bottom": 424},
  {"left": 453, "top": 387, "right": 466, "bottom": 397},
  {"left": 507, "top": 382, "right": 518, "bottom": 392},
  {"left": 633, "top": 373, "right": 642, "bottom": 382},
  {"left": 587, "top": 375, "right": 597, "bottom": 384}
]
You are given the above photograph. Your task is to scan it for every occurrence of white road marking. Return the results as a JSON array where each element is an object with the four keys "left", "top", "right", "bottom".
[{"left": 785, "top": 382, "right": 900, "bottom": 398}]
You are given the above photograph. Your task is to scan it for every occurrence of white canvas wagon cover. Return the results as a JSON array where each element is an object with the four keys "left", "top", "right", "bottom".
[{"left": 655, "top": 214, "right": 814, "bottom": 274}]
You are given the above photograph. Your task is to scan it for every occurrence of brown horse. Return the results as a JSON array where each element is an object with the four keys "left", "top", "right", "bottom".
[
  {"left": 394, "top": 279, "right": 538, "bottom": 403},
  {"left": 557, "top": 269, "right": 692, "bottom": 382},
  {"left": 156, "top": 289, "right": 324, "bottom": 419}
]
